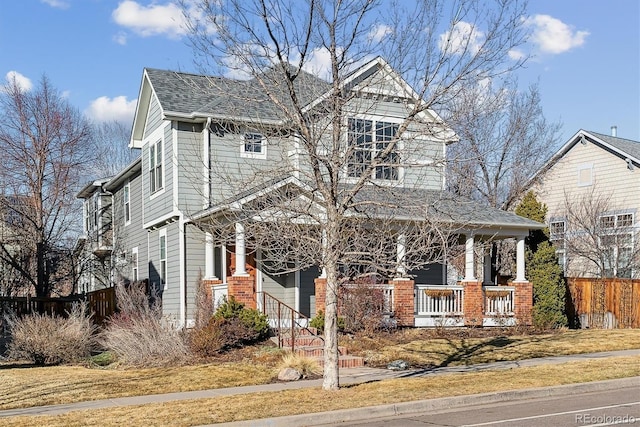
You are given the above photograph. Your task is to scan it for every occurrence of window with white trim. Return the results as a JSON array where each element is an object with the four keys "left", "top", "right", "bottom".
[
  {"left": 241, "top": 132, "right": 267, "bottom": 159},
  {"left": 159, "top": 230, "right": 167, "bottom": 289},
  {"left": 131, "top": 247, "right": 138, "bottom": 283},
  {"left": 347, "top": 118, "right": 399, "bottom": 180},
  {"left": 599, "top": 212, "right": 634, "bottom": 278},
  {"left": 123, "top": 181, "right": 131, "bottom": 225},
  {"left": 550, "top": 220, "right": 567, "bottom": 272},
  {"left": 149, "top": 140, "right": 163, "bottom": 193}
]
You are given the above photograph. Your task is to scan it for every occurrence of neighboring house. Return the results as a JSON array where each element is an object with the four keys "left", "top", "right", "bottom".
[
  {"left": 526, "top": 128, "right": 640, "bottom": 278},
  {"left": 77, "top": 57, "right": 543, "bottom": 328}
]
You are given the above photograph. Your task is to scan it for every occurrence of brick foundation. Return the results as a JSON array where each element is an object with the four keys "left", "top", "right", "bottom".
[
  {"left": 392, "top": 278, "right": 415, "bottom": 327},
  {"left": 514, "top": 281, "right": 533, "bottom": 326},
  {"left": 463, "top": 280, "right": 483, "bottom": 327},
  {"left": 227, "top": 275, "right": 256, "bottom": 309}
]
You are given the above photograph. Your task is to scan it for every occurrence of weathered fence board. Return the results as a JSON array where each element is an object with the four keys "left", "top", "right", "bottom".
[{"left": 567, "top": 278, "right": 640, "bottom": 328}]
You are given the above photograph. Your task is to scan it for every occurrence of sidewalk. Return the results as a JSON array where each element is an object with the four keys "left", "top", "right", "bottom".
[{"left": 1, "top": 349, "right": 639, "bottom": 420}]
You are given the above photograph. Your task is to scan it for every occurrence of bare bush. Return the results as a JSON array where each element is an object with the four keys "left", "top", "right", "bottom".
[
  {"left": 340, "top": 282, "right": 389, "bottom": 335},
  {"left": 6, "top": 303, "right": 97, "bottom": 365},
  {"left": 100, "top": 283, "right": 190, "bottom": 367}
]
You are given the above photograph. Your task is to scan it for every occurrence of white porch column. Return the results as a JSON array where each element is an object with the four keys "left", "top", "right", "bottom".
[
  {"left": 234, "top": 222, "right": 248, "bottom": 276},
  {"left": 396, "top": 233, "right": 407, "bottom": 277},
  {"left": 483, "top": 246, "right": 492, "bottom": 285},
  {"left": 515, "top": 235, "right": 526, "bottom": 282},
  {"left": 464, "top": 234, "right": 476, "bottom": 281},
  {"left": 204, "top": 232, "right": 215, "bottom": 279}
]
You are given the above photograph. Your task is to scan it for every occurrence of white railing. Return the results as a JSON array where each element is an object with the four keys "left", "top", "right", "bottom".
[
  {"left": 342, "top": 283, "right": 394, "bottom": 314},
  {"left": 211, "top": 283, "right": 228, "bottom": 309},
  {"left": 415, "top": 284, "right": 464, "bottom": 316},
  {"left": 483, "top": 286, "right": 515, "bottom": 316}
]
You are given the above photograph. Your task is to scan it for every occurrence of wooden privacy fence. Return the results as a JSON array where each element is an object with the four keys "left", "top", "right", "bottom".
[
  {"left": 567, "top": 278, "right": 640, "bottom": 328},
  {"left": 0, "top": 287, "right": 116, "bottom": 326}
]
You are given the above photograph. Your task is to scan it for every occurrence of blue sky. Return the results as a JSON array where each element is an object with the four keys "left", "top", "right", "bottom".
[{"left": 1, "top": 0, "right": 638, "bottom": 145}]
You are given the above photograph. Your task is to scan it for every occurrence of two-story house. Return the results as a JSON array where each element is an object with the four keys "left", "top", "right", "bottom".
[
  {"left": 526, "top": 128, "right": 640, "bottom": 279},
  {"left": 77, "top": 57, "right": 543, "bottom": 328}
]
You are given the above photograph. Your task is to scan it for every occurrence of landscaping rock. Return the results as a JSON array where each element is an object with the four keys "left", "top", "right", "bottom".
[
  {"left": 387, "top": 359, "right": 409, "bottom": 371},
  {"left": 278, "top": 367, "right": 302, "bottom": 381}
]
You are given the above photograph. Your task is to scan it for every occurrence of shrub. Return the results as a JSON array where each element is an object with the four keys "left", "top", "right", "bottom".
[
  {"left": 6, "top": 303, "right": 97, "bottom": 365},
  {"left": 213, "top": 297, "right": 269, "bottom": 340},
  {"left": 340, "top": 283, "right": 388, "bottom": 334},
  {"left": 309, "top": 310, "right": 345, "bottom": 334},
  {"left": 100, "top": 283, "right": 190, "bottom": 367},
  {"left": 528, "top": 242, "right": 568, "bottom": 329},
  {"left": 189, "top": 297, "right": 270, "bottom": 357}
]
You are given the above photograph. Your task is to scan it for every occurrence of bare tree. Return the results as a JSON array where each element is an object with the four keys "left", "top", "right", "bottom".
[
  {"left": 92, "top": 120, "right": 139, "bottom": 178},
  {"left": 559, "top": 188, "right": 640, "bottom": 279},
  {"left": 0, "top": 76, "right": 94, "bottom": 297},
  {"left": 446, "top": 78, "right": 561, "bottom": 210},
  {"left": 182, "top": 0, "right": 529, "bottom": 390}
]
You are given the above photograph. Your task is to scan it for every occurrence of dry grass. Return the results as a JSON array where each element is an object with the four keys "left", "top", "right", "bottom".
[
  {"left": 1, "top": 328, "right": 638, "bottom": 415},
  {"left": 345, "top": 328, "right": 640, "bottom": 368},
  {"left": 1, "top": 356, "right": 638, "bottom": 427}
]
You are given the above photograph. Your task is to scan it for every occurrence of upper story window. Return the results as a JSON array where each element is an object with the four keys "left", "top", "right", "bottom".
[
  {"left": 149, "top": 140, "right": 163, "bottom": 194},
  {"left": 84, "top": 195, "right": 98, "bottom": 233},
  {"left": 598, "top": 212, "right": 634, "bottom": 278},
  {"left": 131, "top": 247, "right": 139, "bottom": 283},
  {"left": 599, "top": 213, "right": 634, "bottom": 230},
  {"left": 241, "top": 132, "right": 267, "bottom": 159},
  {"left": 347, "top": 118, "right": 399, "bottom": 180},
  {"left": 123, "top": 181, "right": 131, "bottom": 225},
  {"left": 550, "top": 220, "right": 566, "bottom": 242}
]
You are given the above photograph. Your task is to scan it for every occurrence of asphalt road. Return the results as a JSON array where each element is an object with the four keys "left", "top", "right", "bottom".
[{"left": 342, "top": 385, "right": 640, "bottom": 427}]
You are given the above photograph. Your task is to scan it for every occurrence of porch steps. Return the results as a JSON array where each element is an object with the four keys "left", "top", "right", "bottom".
[{"left": 279, "top": 327, "right": 364, "bottom": 369}]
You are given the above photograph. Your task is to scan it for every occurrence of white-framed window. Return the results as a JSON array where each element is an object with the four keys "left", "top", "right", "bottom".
[
  {"left": 123, "top": 181, "right": 131, "bottom": 225},
  {"left": 599, "top": 212, "right": 634, "bottom": 278},
  {"left": 159, "top": 230, "right": 167, "bottom": 290},
  {"left": 241, "top": 132, "right": 267, "bottom": 159},
  {"left": 347, "top": 118, "right": 399, "bottom": 180},
  {"left": 550, "top": 220, "right": 566, "bottom": 242},
  {"left": 131, "top": 247, "right": 138, "bottom": 282},
  {"left": 149, "top": 140, "right": 163, "bottom": 194},
  {"left": 84, "top": 195, "right": 98, "bottom": 233}
]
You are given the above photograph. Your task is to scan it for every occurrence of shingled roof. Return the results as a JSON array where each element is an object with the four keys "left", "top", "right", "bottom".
[{"left": 145, "top": 66, "right": 330, "bottom": 122}]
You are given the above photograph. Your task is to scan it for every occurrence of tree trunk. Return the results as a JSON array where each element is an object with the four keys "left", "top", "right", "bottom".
[{"left": 322, "top": 220, "right": 341, "bottom": 390}]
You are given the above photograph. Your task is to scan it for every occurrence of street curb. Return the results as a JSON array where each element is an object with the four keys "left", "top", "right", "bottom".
[{"left": 214, "top": 376, "right": 640, "bottom": 427}]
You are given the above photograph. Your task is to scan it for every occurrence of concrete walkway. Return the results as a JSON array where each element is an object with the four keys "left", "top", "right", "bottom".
[{"left": 1, "top": 349, "right": 639, "bottom": 420}]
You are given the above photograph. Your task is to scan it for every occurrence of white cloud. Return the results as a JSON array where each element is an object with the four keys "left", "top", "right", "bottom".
[
  {"left": 86, "top": 96, "right": 137, "bottom": 124},
  {"left": 524, "top": 14, "right": 589, "bottom": 55},
  {"left": 368, "top": 24, "right": 393, "bottom": 43},
  {"left": 113, "top": 32, "right": 128, "bottom": 45},
  {"left": 5, "top": 71, "right": 33, "bottom": 91},
  {"left": 41, "top": 0, "right": 70, "bottom": 9},
  {"left": 112, "top": 1, "right": 188, "bottom": 39},
  {"left": 439, "top": 21, "right": 484, "bottom": 56},
  {"left": 508, "top": 48, "right": 525, "bottom": 61}
]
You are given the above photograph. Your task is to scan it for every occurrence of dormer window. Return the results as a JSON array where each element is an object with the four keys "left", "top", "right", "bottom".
[{"left": 347, "top": 118, "right": 399, "bottom": 180}]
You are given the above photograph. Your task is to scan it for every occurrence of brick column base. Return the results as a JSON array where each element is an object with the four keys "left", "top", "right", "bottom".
[
  {"left": 314, "top": 278, "right": 327, "bottom": 315},
  {"left": 463, "top": 280, "right": 483, "bottom": 327},
  {"left": 514, "top": 281, "right": 533, "bottom": 326},
  {"left": 392, "top": 278, "right": 415, "bottom": 327},
  {"left": 227, "top": 275, "right": 256, "bottom": 309}
]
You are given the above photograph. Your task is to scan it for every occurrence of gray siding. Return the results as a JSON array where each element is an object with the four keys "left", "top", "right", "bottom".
[
  {"left": 185, "top": 223, "right": 207, "bottom": 322},
  {"left": 261, "top": 270, "right": 296, "bottom": 308},
  {"left": 143, "top": 122, "right": 174, "bottom": 224},
  {"left": 111, "top": 170, "right": 148, "bottom": 285},
  {"left": 175, "top": 123, "right": 207, "bottom": 213},
  {"left": 148, "top": 222, "right": 181, "bottom": 317},
  {"left": 143, "top": 93, "right": 163, "bottom": 139},
  {"left": 299, "top": 267, "right": 319, "bottom": 316}
]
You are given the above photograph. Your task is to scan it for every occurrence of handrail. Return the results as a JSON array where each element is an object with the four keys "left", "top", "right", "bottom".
[{"left": 256, "top": 291, "right": 323, "bottom": 352}]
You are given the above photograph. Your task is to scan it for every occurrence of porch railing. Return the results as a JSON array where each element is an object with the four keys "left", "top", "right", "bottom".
[
  {"left": 483, "top": 286, "right": 515, "bottom": 316},
  {"left": 415, "top": 284, "right": 464, "bottom": 316},
  {"left": 256, "top": 291, "right": 321, "bottom": 352},
  {"left": 342, "top": 283, "right": 394, "bottom": 314}
]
